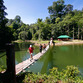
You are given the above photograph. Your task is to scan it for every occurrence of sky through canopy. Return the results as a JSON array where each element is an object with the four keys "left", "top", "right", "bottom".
[{"left": 4, "top": 0, "right": 83, "bottom": 25}]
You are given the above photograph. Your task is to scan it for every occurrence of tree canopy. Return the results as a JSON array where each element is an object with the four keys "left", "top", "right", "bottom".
[
  {"left": 0, "top": 0, "right": 13, "bottom": 49},
  {"left": 1, "top": 0, "right": 83, "bottom": 49}
]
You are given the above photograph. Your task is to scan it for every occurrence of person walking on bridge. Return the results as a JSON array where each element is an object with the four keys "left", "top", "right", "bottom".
[
  {"left": 28, "top": 45, "right": 34, "bottom": 61},
  {"left": 43, "top": 44, "right": 46, "bottom": 50},
  {"left": 39, "top": 44, "right": 43, "bottom": 53}
]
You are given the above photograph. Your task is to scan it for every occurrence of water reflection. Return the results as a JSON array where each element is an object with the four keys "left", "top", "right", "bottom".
[
  {"left": 0, "top": 42, "right": 39, "bottom": 68},
  {"left": 26, "top": 45, "right": 83, "bottom": 75},
  {"left": 59, "top": 46, "right": 69, "bottom": 51},
  {"left": 26, "top": 46, "right": 55, "bottom": 74},
  {"left": 0, "top": 43, "right": 83, "bottom": 75},
  {"left": 15, "top": 42, "right": 39, "bottom": 64}
]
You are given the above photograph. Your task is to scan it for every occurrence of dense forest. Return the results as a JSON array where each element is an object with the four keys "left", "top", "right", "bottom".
[{"left": 0, "top": 0, "right": 83, "bottom": 49}]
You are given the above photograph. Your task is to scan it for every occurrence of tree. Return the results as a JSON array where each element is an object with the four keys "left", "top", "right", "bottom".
[
  {"left": 0, "top": 0, "right": 7, "bottom": 25},
  {"left": 14, "top": 15, "right": 21, "bottom": 23},
  {"left": 48, "top": 0, "right": 73, "bottom": 24},
  {"left": 18, "top": 31, "right": 28, "bottom": 41},
  {"left": 6, "top": 19, "right": 13, "bottom": 26},
  {"left": 65, "top": 4, "right": 73, "bottom": 14},
  {"left": 29, "top": 24, "right": 36, "bottom": 40},
  {"left": 0, "top": 0, "right": 12, "bottom": 49},
  {"left": 45, "top": 17, "right": 51, "bottom": 24},
  {"left": 70, "top": 15, "right": 78, "bottom": 40},
  {"left": 72, "top": 10, "right": 83, "bottom": 39},
  {"left": 7, "top": 15, "right": 23, "bottom": 40},
  {"left": 62, "top": 14, "right": 72, "bottom": 35},
  {"left": 37, "top": 18, "right": 43, "bottom": 41},
  {"left": 78, "top": 18, "right": 83, "bottom": 40},
  {"left": 48, "top": 0, "right": 65, "bottom": 19},
  {"left": 41, "top": 24, "right": 51, "bottom": 40}
]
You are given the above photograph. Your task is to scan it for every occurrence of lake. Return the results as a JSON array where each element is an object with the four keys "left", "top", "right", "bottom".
[
  {"left": 26, "top": 44, "right": 83, "bottom": 75},
  {"left": 0, "top": 42, "right": 83, "bottom": 75}
]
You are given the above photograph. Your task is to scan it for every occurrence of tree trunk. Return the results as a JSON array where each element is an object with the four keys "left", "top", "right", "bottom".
[
  {"left": 78, "top": 25, "right": 79, "bottom": 40},
  {"left": 81, "top": 34, "right": 82, "bottom": 40},
  {"left": 68, "top": 24, "right": 69, "bottom": 35},
  {"left": 73, "top": 25, "right": 74, "bottom": 40},
  {"left": 81, "top": 28, "right": 83, "bottom": 40},
  {"left": 39, "top": 30, "right": 41, "bottom": 41}
]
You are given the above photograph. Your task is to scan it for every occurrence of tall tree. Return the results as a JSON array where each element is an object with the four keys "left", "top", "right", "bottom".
[
  {"left": 14, "top": 15, "right": 21, "bottom": 23},
  {"left": 0, "top": 0, "right": 7, "bottom": 25},
  {"left": 78, "top": 18, "right": 83, "bottom": 40},
  {"left": 62, "top": 14, "right": 72, "bottom": 35},
  {"left": 0, "top": 0, "right": 11, "bottom": 49},
  {"left": 48, "top": 0, "right": 65, "bottom": 19},
  {"left": 48, "top": 0, "right": 73, "bottom": 24},
  {"left": 37, "top": 18, "right": 43, "bottom": 41},
  {"left": 65, "top": 4, "right": 73, "bottom": 14},
  {"left": 45, "top": 17, "right": 51, "bottom": 24}
]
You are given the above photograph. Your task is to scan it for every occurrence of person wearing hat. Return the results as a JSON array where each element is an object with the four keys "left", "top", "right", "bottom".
[{"left": 28, "top": 45, "right": 34, "bottom": 61}]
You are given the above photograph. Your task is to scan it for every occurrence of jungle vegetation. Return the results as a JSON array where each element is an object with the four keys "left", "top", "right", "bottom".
[{"left": 0, "top": 0, "right": 83, "bottom": 47}]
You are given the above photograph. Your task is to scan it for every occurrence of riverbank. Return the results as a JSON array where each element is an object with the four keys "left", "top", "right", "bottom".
[
  {"left": 13, "top": 39, "right": 83, "bottom": 46},
  {"left": 55, "top": 40, "right": 83, "bottom": 46},
  {"left": 28, "top": 40, "right": 83, "bottom": 46}
]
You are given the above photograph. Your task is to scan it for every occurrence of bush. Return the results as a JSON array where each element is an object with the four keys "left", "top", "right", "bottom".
[
  {"left": 0, "top": 66, "right": 5, "bottom": 72},
  {"left": 23, "top": 66, "right": 83, "bottom": 83}
]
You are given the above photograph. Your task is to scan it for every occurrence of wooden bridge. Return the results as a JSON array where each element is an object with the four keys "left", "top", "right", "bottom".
[{"left": 15, "top": 45, "right": 49, "bottom": 75}]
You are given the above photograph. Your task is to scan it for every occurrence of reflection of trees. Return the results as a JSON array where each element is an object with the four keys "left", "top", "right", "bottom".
[
  {"left": 14, "top": 42, "right": 31, "bottom": 64},
  {"left": 15, "top": 51, "right": 27, "bottom": 64},
  {"left": 14, "top": 42, "right": 39, "bottom": 65},
  {"left": 59, "top": 46, "right": 69, "bottom": 51},
  {"left": 14, "top": 42, "right": 32, "bottom": 51},
  {"left": 40, "top": 46, "right": 55, "bottom": 74}
]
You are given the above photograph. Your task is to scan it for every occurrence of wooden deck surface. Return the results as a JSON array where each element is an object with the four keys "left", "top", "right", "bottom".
[{"left": 15, "top": 45, "right": 49, "bottom": 75}]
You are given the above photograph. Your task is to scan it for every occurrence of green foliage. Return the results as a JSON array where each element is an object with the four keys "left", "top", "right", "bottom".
[
  {"left": 0, "top": 0, "right": 7, "bottom": 23},
  {"left": 48, "top": 0, "right": 73, "bottom": 20},
  {"left": 0, "top": 0, "right": 13, "bottom": 49},
  {"left": 3, "top": 0, "right": 83, "bottom": 47},
  {"left": 0, "top": 66, "right": 5, "bottom": 72},
  {"left": 18, "top": 31, "right": 28, "bottom": 41},
  {"left": 63, "top": 65, "right": 80, "bottom": 79},
  {"left": 50, "top": 67, "right": 62, "bottom": 80},
  {"left": 23, "top": 66, "right": 83, "bottom": 83}
]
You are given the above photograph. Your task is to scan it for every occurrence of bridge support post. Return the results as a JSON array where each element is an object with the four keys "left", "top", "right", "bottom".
[{"left": 6, "top": 43, "right": 16, "bottom": 83}]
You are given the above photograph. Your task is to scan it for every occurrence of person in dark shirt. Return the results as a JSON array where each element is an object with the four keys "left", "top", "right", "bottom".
[{"left": 39, "top": 44, "right": 42, "bottom": 53}]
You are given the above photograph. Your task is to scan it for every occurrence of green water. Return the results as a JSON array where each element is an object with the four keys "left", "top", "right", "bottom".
[
  {"left": 0, "top": 42, "right": 39, "bottom": 68},
  {"left": 0, "top": 43, "right": 83, "bottom": 75},
  {"left": 15, "top": 42, "right": 39, "bottom": 65},
  {"left": 26, "top": 44, "right": 83, "bottom": 75}
]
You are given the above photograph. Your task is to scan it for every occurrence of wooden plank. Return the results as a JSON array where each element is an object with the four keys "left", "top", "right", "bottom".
[{"left": 16, "top": 45, "right": 49, "bottom": 75}]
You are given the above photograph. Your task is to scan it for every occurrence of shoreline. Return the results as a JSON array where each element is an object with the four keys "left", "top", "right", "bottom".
[
  {"left": 33, "top": 40, "right": 83, "bottom": 46},
  {"left": 55, "top": 41, "right": 83, "bottom": 46},
  {"left": 14, "top": 40, "right": 83, "bottom": 46}
]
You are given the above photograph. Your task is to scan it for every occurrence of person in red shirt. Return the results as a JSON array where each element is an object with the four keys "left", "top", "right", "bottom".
[
  {"left": 28, "top": 45, "right": 34, "bottom": 61},
  {"left": 43, "top": 44, "right": 46, "bottom": 50}
]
